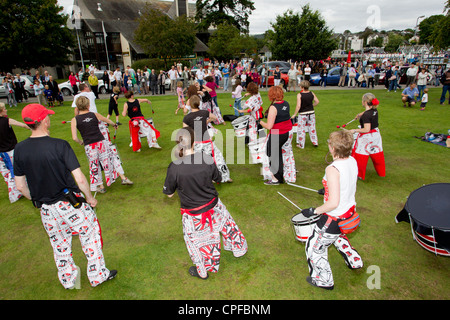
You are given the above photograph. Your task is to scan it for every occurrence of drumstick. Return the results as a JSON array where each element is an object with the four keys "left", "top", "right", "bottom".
[
  {"left": 61, "top": 121, "right": 71, "bottom": 124},
  {"left": 337, "top": 118, "right": 356, "bottom": 128},
  {"left": 278, "top": 192, "right": 302, "bottom": 211},
  {"left": 287, "top": 182, "right": 319, "bottom": 194}
]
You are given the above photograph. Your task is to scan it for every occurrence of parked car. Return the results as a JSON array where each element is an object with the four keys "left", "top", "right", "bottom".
[
  {"left": 257, "top": 61, "right": 291, "bottom": 75},
  {"left": 261, "top": 69, "right": 289, "bottom": 90},
  {"left": 0, "top": 75, "right": 35, "bottom": 98},
  {"left": 309, "top": 66, "right": 359, "bottom": 86},
  {"left": 59, "top": 71, "right": 107, "bottom": 96}
]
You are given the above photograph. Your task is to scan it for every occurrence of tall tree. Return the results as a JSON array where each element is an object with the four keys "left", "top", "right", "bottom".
[
  {"left": 0, "top": 0, "right": 75, "bottom": 71},
  {"left": 134, "top": 6, "right": 197, "bottom": 68},
  {"left": 207, "top": 22, "right": 258, "bottom": 60},
  {"left": 195, "top": 0, "right": 255, "bottom": 33},
  {"left": 269, "top": 4, "right": 337, "bottom": 61}
]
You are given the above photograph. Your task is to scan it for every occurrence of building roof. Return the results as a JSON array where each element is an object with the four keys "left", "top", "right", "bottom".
[{"left": 74, "top": 0, "right": 207, "bottom": 54}]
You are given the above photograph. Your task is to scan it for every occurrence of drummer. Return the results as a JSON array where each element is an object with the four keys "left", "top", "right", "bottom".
[
  {"left": 163, "top": 127, "right": 247, "bottom": 279},
  {"left": 301, "top": 130, "right": 363, "bottom": 290}
]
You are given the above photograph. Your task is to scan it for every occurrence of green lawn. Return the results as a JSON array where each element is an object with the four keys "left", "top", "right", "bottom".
[{"left": 0, "top": 87, "right": 449, "bottom": 301}]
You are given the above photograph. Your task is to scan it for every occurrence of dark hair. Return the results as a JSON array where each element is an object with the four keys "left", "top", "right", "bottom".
[
  {"left": 189, "top": 95, "right": 200, "bottom": 109},
  {"left": 246, "top": 82, "right": 258, "bottom": 95},
  {"left": 124, "top": 91, "right": 134, "bottom": 99},
  {"left": 174, "top": 127, "right": 195, "bottom": 159},
  {"left": 186, "top": 85, "right": 199, "bottom": 99},
  {"left": 204, "top": 76, "right": 214, "bottom": 83}
]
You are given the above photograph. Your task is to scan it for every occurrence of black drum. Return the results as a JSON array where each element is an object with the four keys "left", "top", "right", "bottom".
[{"left": 396, "top": 183, "right": 450, "bottom": 256}]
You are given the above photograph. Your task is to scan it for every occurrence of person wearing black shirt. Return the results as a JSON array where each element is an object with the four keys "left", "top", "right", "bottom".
[
  {"left": 292, "top": 80, "right": 320, "bottom": 149},
  {"left": 163, "top": 127, "right": 247, "bottom": 280},
  {"left": 260, "top": 86, "right": 295, "bottom": 185},
  {"left": 71, "top": 96, "right": 133, "bottom": 194},
  {"left": 0, "top": 103, "right": 29, "bottom": 203},
  {"left": 14, "top": 103, "right": 117, "bottom": 289},
  {"left": 122, "top": 91, "right": 161, "bottom": 152},
  {"left": 349, "top": 93, "right": 385, "bottom": 181},
  {"left": 183, "top": 95, "right": 232, "bottom": 183}
]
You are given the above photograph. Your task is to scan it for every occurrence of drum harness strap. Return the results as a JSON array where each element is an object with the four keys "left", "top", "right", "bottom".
[
  {"left": 352, "top": 128, "right": 378, "bottom": 154},
  {"left": 181, "top": 197, "right": 217, "bottom": 232},
  {"left": 313, "top": 206, "right": 356, "bottom": 249}
]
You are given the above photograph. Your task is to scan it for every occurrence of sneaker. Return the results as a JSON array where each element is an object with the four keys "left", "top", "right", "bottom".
[
  {"left": 116, "top": 121, "right": 122, "bottom": 125},
  {"left": 121, "top": 178, "right": 133, "bottom": 185},
  {"left": 96, "top": 186, "right": 107, "bottom": 193},
  {"left": 306, "top": 276, "right": 334, "bottom": 290},
  {"left": 264, "top": 180, "right": 280, "bottom": 186},
  {"left": 107, "top": 270, "right": 118, "bottom": 281}
]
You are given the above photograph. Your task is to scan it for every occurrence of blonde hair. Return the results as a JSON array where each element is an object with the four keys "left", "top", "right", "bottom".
[
  {"left": 299, "top": 80, "right": 310, "bottom": 90},
  {"left": 0, "top": 102, "right": 5, "bottom": 113},
  {"left": 328, "top": 130, "right": 354, "bottom": 159},
  {"left": 113, "top": 86, "right": 120, "bottom": 94},
  {"left": 362, "top": 93, "right": 378, "bottom": 109},
  {"left": 177, "top": 81, "right": 183, "bottom": 87},
  {"left": 75, "top": 96, "right": 90, "bottom": 111},
  {"left": 189, "top": 95, "right": 200, "bottom": 109}
]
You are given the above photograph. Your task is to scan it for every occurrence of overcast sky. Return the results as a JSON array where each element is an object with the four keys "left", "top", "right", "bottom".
[{"left": 58, "top": 0, "right": 446, "bottom": 34}]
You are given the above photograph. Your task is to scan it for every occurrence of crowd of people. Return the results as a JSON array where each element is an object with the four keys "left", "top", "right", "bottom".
[{"left": 1, "top": 54, "right": 449, "bottom": 292}]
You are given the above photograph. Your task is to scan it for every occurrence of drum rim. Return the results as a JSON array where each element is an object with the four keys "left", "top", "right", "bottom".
[
  {"left": 405, "top": 183, "right": 450, "bottom": 229},
  {"left": 231, "top": 115, "right": 250, "bottom": 124},
  {"left": 291, "top": 213, "right": 319, "bottom": 225}
]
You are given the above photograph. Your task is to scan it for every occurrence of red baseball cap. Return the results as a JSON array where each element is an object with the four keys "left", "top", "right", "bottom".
[{"left": 22, "top": 104, "right": 55, "bottom": 124}]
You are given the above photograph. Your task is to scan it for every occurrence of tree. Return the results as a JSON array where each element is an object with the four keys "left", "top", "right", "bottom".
[
  {"left": 195, "top": 0, "right": 255, "bottom": 33},
  {"left": 384, "top": 33, "right": 405, "bottom": 52},
  {"left": 418, "top": 15, "right": 444, "bottom": 44},
  {"left": 0, "top": 0, "right": 75, "bottom": 71},
  {"left": 268, "top": 4, "right": 338, "bottom": 61},
  {"left": 134, "top": 6, "right": 197, "bottom": 68},
  {"left": 207, "top": 23, "right": 258, "bottom": 61}
]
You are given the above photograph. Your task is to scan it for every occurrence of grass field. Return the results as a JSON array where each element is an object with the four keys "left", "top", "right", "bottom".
[{"left": 0, "top": 86, "right": 449, "bottom": 301}]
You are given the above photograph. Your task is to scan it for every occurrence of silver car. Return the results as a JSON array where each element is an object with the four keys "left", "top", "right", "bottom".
[
  {"left": 0, "top": 75, "right": 35, "bottom": 98},
  {"left": 59, "top": 71, "right": 107, "bottom": 96}
]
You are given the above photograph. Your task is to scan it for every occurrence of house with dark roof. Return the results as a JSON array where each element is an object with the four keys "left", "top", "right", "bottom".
[{"left": 69, "top": 0, "right": 208, "bottom": 71}]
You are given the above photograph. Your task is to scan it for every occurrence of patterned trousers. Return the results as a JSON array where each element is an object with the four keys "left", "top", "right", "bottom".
[
  {"left": 194, "top": 140, "right": 231, "bottom": 182},
  {"left": 351, "top": 129, "right": 385, "bottom": 180},
  {"left": 261, "top": 130, "right": 296, "bottom": 183},
  {"left": 305, "top": 215, "right": 363, "bottom": 288},
  {"left": 40, "top": 199, "right": 111, "bottom": 289},
  {"left": 0, "top": 150, "right": 22, "bottom": 203},
  {"left": 296, "top": 113, "right": 318, "bottom": 148},
  {"left": 182, "top": 198, "right": 248, "bottom": 278},
  {"left": 85, "top": 141, "right": 119, "bottom": 191},
  {"left": 129, "top": 119, "right": 161, "bottom": 151}
]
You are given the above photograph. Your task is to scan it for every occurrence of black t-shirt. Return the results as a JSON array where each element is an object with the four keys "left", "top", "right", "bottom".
[
  {"left": 299, "top": 91, "right": 315, "bottom": 113},
  {"left": 14, "top": 136, "right": 80, "bottom": 204},
  {"left": 0, "top": 117, "right": 17, "bottom": 152},
  {"left": 183, "top": 110, "right": 211, "bottom": 141},
  {"left": 274, "top": 70, "right": 281, "bottom": 80},
  {"left": 75, "top": 112, "right": 104, "bottom": 145},
  {"left": 109, "top": 93, "right": 119, "bottom": 108},
  {"left": 163, "top": 153, "right": 221, "bottom": 213},
  {"left": 126, "top": 99, "right": 144, "bottom": 119},
  {"left": 273, "top": 100, "right": 291, "bottom": 124},
  {"left": 359, "top": 109, "right": 379, "bottom": 130}
]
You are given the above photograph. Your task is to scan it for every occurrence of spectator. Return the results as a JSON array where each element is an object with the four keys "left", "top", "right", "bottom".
[
  {"left": 222, "top": 64, "right": 230, "bottom": 91},
  {"left": 69, "top": 71, "right": 81, "bottom": 95},
  {"left": 338, "top": 64, "right": 347, "bottom": 87},
  {"left": 288, "top": 64, "right": 299, "bottom": 92},
  {"left": 405, "top": 63, "right": 418, "bottom": 86},
  {"left": 149, "top": 69, "right": 158, "bottom": 95},
  {"left": 88, "top": 71, "right": 99, "bottom": 99},
  {"left": 417, "top": 68, "right": 429, "bottom": 100},
  {"left": 439, "top": 68, "right": 450, "bottom": 105},
  {"left": 13, "top": 74, "right": 27, "bottom": 103},
  {"left": 158, "top": 70, "right": 166, "bottom": 95},
  {"left": 168, "top": 66, "right": 178, "bottom": 94},
  {"left": 401, "top": 83, "right": 419, "bottom": 107}
]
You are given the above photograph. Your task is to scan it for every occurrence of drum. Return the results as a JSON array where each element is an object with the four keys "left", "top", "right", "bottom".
[
  {"left": 291, "top": 213, "right": 320, "bottom": 242},
  {"left": 396, "top": 183, "right": 450, "bottom": 256},
  {"left": 231, "top": 115, "right": 250, "bottom": 137},
  {"left": 247, "top": 137, "right": 266, "bottom": 164}
]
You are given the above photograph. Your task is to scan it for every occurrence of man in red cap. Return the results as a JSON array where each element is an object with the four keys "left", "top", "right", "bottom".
[{"left": 13, "top": 104, "right": 117, "bottom": 289}]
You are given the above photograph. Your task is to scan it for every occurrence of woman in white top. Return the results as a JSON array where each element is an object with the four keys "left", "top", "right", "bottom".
[{"left": 302, "top": 130, "right": 363, "bottom": 290}]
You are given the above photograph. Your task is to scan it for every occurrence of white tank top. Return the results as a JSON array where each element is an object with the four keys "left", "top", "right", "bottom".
[{"left": 322, "top": 156, "right": 358, "bottom": 217}]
